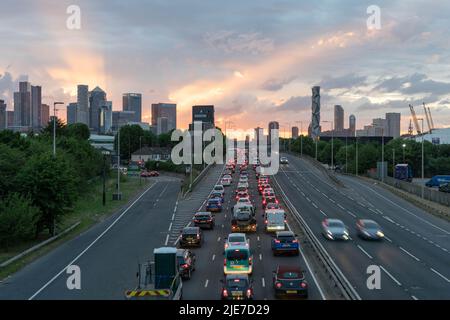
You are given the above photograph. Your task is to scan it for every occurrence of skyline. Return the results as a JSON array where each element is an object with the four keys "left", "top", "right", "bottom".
[{"left": 1, "top": 1, "right": 450, "bottom": 132}]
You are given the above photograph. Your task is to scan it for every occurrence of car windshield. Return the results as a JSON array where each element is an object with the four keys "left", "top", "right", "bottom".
[
  {"left": 196, "top": 214, "right": 210, "bottom": 219},
  {"left": 209, "top": 198, "right": 220, "bottom": 203},
  {"left": 214, "top": 186, "right": 223, "bottom": 190},
  {"left": 226, "top": 250, "right": 248, "bottom": 260},
  {"left": 226, "top": 278, "right": 248, "bottom": 288},
  {"left": 364, "top": 221, "right": 379, "bottom": 230},
  {"left": 183, "top": 230, "right": 198, "bottom": 235},
  {"left": 278, "top": 235, "right": 295, "bottom": 241},
  {"left": 229, "top": 235, "right": 246, "bottom": 243},
  {"left": 279, "top": 271, "right": 302, "bottom": 279},
  {"left": 267, "top": 213, "right": 284, "bottom": 223},
  {"left": 328, "top": 221, "right": 344, "bottom": 228},
  {"left": 235, "top": 211, "right": 251, "bottom": 220}
]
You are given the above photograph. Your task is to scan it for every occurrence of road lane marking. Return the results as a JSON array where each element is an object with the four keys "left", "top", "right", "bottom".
[
  {"left": 346, "top": 210, "right": 356, "bottom": 218},
  {"left": 329, "top": 199, "right": 335, "bottom": 204},
  {"left": 171, "top": 213, "right": 175, "bottom": 221},
  {"left": 383, "top": 216, "right": 396, "bottom": 224},
  {"left": 212, "top": 254, "right": 216, "bottom": 261},
  {"left": 204, "top": 279, "right": 209, "bottom": 288},
  {"left": 217, "top": 237, "right": 221, "bottom": 242},
  {"left": 259, "top": 253, "right": 262, "bottom": 261},
  {"left": 337, "top": 204, "right": 345, "bottom": 210},
  {"left": 312, "top": 202, "right": 318, "bottom": 208},
  {"left": 383, "top": 236, "right": 392, "bottom": 243},
  {"left": 306, "top": 197, "right": 311, "bottom": 202},
  {"left": 257, "top": 236, "right": 260, "bottom": 241},
  {"left": 357, "top": 245, "right": 373, "bottom": 259},
  {"left": 168, "top": 222, "right": 172, "bottom": 231},
  {"left": 262, "top": 277, "right": 265, "bottom": 287},
  {"left": 430, "top": 268, "right": 450, "bottom": 283},
  {"left": 411, "top": 295, "right": 419, "bottom": 300},
  {"left": 28, "top": 182, "right": 159, "bottom": 300},
  {"left": 399, "top": 247, "right": 420, "bottom": 262},
  {"left": 380, "top": 266, "right": 402, "bottom": 286},
  {"left": 320, "top": 210, "right": 327, "bottom": 217},
  {"left": 164, "top": 234, "right": 169, "bottom": 246}
]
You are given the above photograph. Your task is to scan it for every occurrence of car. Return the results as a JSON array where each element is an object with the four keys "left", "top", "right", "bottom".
[
  {"left": 213, "top": 184, "right": 225, "bottom": 195},
  {"left": 224, "top": 244, "right": 253, "bottom": 275},
  {"left": 273, "top": 265, "right": 308, "bottom": 299},
  {"left": 193, "top": 212, "right": 215, "bottom": 229},
  {"left": 140, "top": 171, "right": 151, "bottom": 177},
  {"left": 322, "top": 218, "right": 350, "bottom": 241},
  {"left": 148, "top": 170, "right": 159, "bottom": 177},
  {"left": 263, "top": 189, "right": 275, "bottom": 198},
  {"left": 259, "top": 183, "right": 271, "bottom": 195},
  {"left": 262, "top": 195, "right": 278, "bottom": 209},
  {"left": 176, "top": 249, "right": 196, "bottom": 280},
  {"left": 235, "top": 186, "right": 248, "bottom": 194},
  {"left": 239, "top": 176, "right": 249, "bottom": 183},
  {"left": 236, "top": 197, "right": 252, "bottom": 205},
  {"left": 235, "top": 190, "right": 250, "bottom": 200},
  {"left": 264, "top": 208, "right": 286, "bottom": 232},
  {"left": 210, "top": 191, "right": 224, "bottom": 203},
  {"left": 206, "top": 197, "right": 223, "bottom": 212},
  {"left": 221, "top": 274, "right": 254, "bottom": 300},
  {"left": 280, "top": 157, "right": 289, "bottom": 164},
  {"left": 237, "top": 181, "right": 249, "bottom": 189},
  {"left": 356, "top": 219, "right": 384, "bottom": 240},
  {"left": 223, "top": 169, "right": 233, "bottom": 176},
  {"left": 221, "top": 177, "right": 232, "bottom": 186},
  {"left": 271, "top": 231, "right": 299, "bottom": 255},
  {"left": 439, "top": 182, "right": 450, "bottom": 193},
  {"left": 224, "top": 232, "right": 249, "bottom": 251},
  {"left": 265, "top": 202, "right": 281, "bottom": 210},
  {"left": 179, "top": 227, "right": 203, "bottom": 248},
  {"left": 425, "top": 175, "right": 450, "bottom": 188}
]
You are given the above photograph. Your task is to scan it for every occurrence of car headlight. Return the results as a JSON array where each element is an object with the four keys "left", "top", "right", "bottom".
[
  {"left": 376, "top": 231, "right": 384, "bottom": 237},
  {"left": 327, "top": 230, "right": 333, "bottom": 235},
  {"left": 343, "top": 230, "right": 349, "bottom": 236}
]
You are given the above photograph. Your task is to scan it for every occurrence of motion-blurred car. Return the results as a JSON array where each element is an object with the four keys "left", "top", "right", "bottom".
[
  {"left": 321, "top": 218, "right": 350, "bottom": 241},
  {"left": 265, "top": 202, "right": 282, "bottom": 210},
  {"left": 179, "top": 227, "right": 203, "bottom": 248},
  {"left": 439, "top": 182, "right": 450, "bottom": 193},
  {"left": 271, "top": 231, "right": 299, "bottom": 255},
  {"left": 221, "top": 274, "right": 254, "bottom": 300},
  {"left": 356, "top": 219, "right": 384, "bottom": 240},
  {"left": 262, "top": 195, "right": 278, "bottom": 209},
  {"left": 193, "top": 212, "right": 215, "bottom": 229},
  {"left": 273, "top": 265, "right": 308, "bottom": 299},
  {"left": 176, "top": 249, "right": 196, "bottom": 280},
  {"left": 235, "top": 191, "right": 250, "bottom": 201},
  {"left": 280, "top": 157, "right": 289, "bottom": 164}
]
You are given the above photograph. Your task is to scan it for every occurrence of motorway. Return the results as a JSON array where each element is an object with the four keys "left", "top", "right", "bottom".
[{"left": 275, "top": 153, "right": 450, "bottom": 300}]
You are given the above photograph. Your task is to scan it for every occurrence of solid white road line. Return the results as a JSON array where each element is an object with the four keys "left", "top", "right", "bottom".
[
  {"left": 399, "top": 247, "right": 420, "bottom": 262},
  {"left": 168, "top": 222, "right": 173, "bottom": 231},
  {"left": 28, "top": 182, "right": 159, "bottom": 300},
  {"left": 164, "top": 234, "right": 169, "bottom": 246},
  {"left": 411, "top": 295, "right": 419, "bottom": 300},
  {"left": 204, "top": 279, "right": 209, "bottom": 288},
  {"left": 380, "top": 265, "right": 402, "bottom": 286},
  {"left": 430, "top": 268, "right": 450, "bottom": 283},
  {"left": 357, "top": 245, "right": 373, "bottom": 259}
]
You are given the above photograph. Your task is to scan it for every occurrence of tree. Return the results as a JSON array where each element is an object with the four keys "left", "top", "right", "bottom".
[
  {"left": 17, "top": 152, "right": 78, "bottom": 235},
  {"left": 0, "top": 144, "right": 26, "bottom": 197},
  {"left": 66, "top": 123, "right": 90, "bottom": 140},
  {"left": 41, "top": 117, "right": 66, "bottom": 137},
  {"left": 114, "top": 125, "right": 145, "bottom": 161}
]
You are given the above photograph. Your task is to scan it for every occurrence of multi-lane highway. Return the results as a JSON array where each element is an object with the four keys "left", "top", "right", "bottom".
[{"left": 275, "top": 153, "right": 450, "bottom": 300}]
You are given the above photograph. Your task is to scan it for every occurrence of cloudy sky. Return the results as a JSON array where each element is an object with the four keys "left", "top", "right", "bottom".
[{"left": 1, "top": 0, "right": 450, "bottom": 133}]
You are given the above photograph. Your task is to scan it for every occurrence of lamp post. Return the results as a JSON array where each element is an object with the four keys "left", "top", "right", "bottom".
[
  {"left": 355, "top": 136, "right": 359, "bottom": 176},
  {"left": 402, "top": 143, "right": 406, "bottom": 163},
  {"left": 418, "top": 119, "right": 425, "bottom": 199},
  {"left": 113, "top": 129, "right": 122, "bottom": 201},
  {"left": 392, "top": 148, "right": 395, "bottom": 178},
  {"left": 381, "top": 127, "right": 385, "bottom": 183},
  {"left": 322, "top": 121, "right": 333, "bottom": 169},
  {"left": 101, "top": 150, "right": 110, "bottom": 206},
  {"left": 295, "top": 121, "right": 303, "bottom": 157},
  {"left": 52, "top": 102, "right": 64, "bottom": 156}
]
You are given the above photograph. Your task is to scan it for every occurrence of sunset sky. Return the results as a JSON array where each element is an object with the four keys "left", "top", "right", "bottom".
[{"left": 1, "top": 0, "right": 450, "bottom": 134}]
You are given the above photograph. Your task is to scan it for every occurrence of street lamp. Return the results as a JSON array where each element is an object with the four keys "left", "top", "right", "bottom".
[
  {"left": 322, "top": 121, "right": 333, "bottom": 169},
  {"left": 101, "top": 150, "right": 110, "bottom": 206},
  {"left": 113, "top": 129, "right": 122, "bottom": 201},
  {"left": 402, "top": 143, "right": 406, "bottom": 163},
  {"left": 418, "top": 119, "right": 425, "bottom": 198},
  {"left": 295, "top": 121, "right": 304, "bottom": 157},
  {"left": 52, "top": 102, "right": 64, "bottom": 156}
]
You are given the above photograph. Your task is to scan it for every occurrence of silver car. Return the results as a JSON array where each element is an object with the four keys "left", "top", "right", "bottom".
[{"left": 322, "top": 218, "right": 350, "bottom": 241}]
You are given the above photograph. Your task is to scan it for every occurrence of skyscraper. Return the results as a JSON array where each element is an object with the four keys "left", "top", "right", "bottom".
[
  {"left": 268, "top": 121, "right": 279, "bottom": 143},
  {"left": 112, "top": 111, "right": 135, "bottom": 132},
  {"left": 13, "top": 81, "right": 31, "bottom": 127},
  {"left": 157, "top": 117, "right": 169, "bottom": 135},
  {"left": 152, "top": 103, "right": 177, "bottom": 133},
  {"left": 386, "top": 112, "right": 401, "bottom": 138},
  {"left": 123, "top": 93, "right": 142, "bottom": 123},
  {"left": 0, "top": 100, "right": 6, "bottom": 130},
  {"left": 77, "top": 85, "right": 89, "bottom": 126},
  {"left": 89, "top": 86, "right": 107, "bottom": 132},
  {"left": 291, "top": 126, "right": 299, "bottom": 139},
  {"left": 100, "top": 101, "right": 113, "bottom": 134},
  {"left": 190, "top": 105, "right": 214, "bottom": 131},
  {"left": 67, "top": 103, "right": 78, "bottom": 125},
  {"left": 334, "top": 105, "right": 344, "bottom": 132},
  {"left": 311, "top": 86, "right": 321, "bottom": 139},
  {"left": 40, "top": 104, "right": 49, "bottom": 127},
  {"left": 7, "top": 111, "right": 14, "bottom": 128},
  {"left": 31, "top": 85, "right": 42, "bottom": 130},
  {"left": 349, "top": 114, "right": 356, "bottom": 136}
]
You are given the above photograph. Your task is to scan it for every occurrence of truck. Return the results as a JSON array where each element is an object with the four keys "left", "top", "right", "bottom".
[
  {"left": 125, "top": 247, "right": 183, "bottom": 300},
  {"left": 394, "top": 164, "right": 413, "bottom": 182},
  {"left": 425, "top": 175, "right": 450, "bottom": 188},
  {"left": 231, "top": 204, "right": 257, "bottom": 233}
]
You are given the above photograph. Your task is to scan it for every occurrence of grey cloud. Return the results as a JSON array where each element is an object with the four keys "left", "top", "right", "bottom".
[
  {"left": 260, "top": 76, "right": 297, "bottom": 91},
  {"left": 318, "top": 73, "right": 367, "bottom": 90},
  {"left": 203, "top": 31, "right": 274, "bottom": 55},
  {"left": 374, "top": 73, "right": 450, "bottom": 96}
]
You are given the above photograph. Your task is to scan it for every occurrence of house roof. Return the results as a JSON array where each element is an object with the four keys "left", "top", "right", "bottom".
[{"left": 132, "top": 146, "right": 171, "bottom": 156}]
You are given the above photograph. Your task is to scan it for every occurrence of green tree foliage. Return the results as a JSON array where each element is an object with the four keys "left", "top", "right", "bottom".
[{"left": 66, "top": 123, "right": 90, "bottom": 140}]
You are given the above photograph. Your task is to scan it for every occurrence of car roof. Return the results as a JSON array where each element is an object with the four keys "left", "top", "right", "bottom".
[
  {"left": 195, "top": 211, "right": 211, "bottom": 216},
  {"left": 276, "top": 231, "right": 294, "bottom": 237},
  {"left": 228, "top": 232, "right": 246, "bottom": 238},
  {"left": 226, "top": 243, "right": 250, "bottom": 251},
  {"left": 277, "top": 265, "right": 303, "bottom": 275},
  {"left": 326, "top": 218, "right": 344, "bottom": 224},
  {"left": 183, "top": 227, "right": 199, "bottom": 233}
]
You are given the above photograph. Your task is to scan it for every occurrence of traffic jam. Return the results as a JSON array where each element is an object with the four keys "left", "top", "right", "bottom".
[{"left": 177, "top": 153, "right": 309, "bottom": 300}]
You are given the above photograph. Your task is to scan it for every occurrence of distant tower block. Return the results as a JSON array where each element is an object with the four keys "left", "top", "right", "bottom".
[{"left": 311, "top": 86, "right": 321, "bottom": 139}]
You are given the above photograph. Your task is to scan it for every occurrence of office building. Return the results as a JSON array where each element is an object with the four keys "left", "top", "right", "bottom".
[
  {"left": 334, "top": 105, "right": 344, "bottom": 132},
  {"left": 67, "top": 103, "right": 78, "bottom": 125},
  {"left": 123, "top": 93, "right": 142, "bottom": 123},
  {"left": 7, "top": 111, "right": 14, "bottom": 128},
  {"left": 292, "top": 126, "right": 299, "bottom": 139},
  {"left": 13, "top": 81, "right": 31, "bottom": 128},
  {"left": 268, "top": 121, "right": 279, "bottom": 143},
  {"left": 99, "top": 101, "right": 113, "bottom": 134},
  {"left": 157, "top": 117, "right": 169, "bottom": 135},
  {"left": 112, "top": 111, "right": 135, "bottom": 132},
  {"left": 41, "top": 104, "right": 49, "bottom": 127},
  {"left": 190, "top": 105, "right": 214, "bottom": 131},
  {"left": 89, "top": 86, "right": 107, "bottom": 132},
  {"left": 0, "top": 100, "right": 6, "bottom": 130},
  {"left": 31, "top": 85, "right": 42, "bottom": 130},
  {"left": 386, "top": 112, "right": 401, "bottom": 138},
  {"left": 349, "top": 114, "right": 356, "bottom": 136},
  {"left": 77, "top": 84, "right": 89, "bottom": 126},
  {"left": 151, "top": 103, "right": 177, "bottom": 133}
]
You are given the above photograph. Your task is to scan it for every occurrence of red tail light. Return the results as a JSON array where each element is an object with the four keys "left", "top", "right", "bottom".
[
  {"left": 181, "top": 264, "right": 188, "bottom": 269},
  {"left": 246, "top": 289, "right": 252, "bottom": 297},
  {"left": 301, "top": 282, "right": 307, "bottom": 288},
  {"left": 265, "top": 219, "right": 268, "bottom": 224},
  {"left": 222, "top": 289, "right": 228, "bottom": 297},
  {"left": 275, "top": 282, "right": 282, "bottom": 288},
  {"left": 274, "top": 239, "right": 280, "bottom": 243},
  {"left": 249, "top": 257, "right": 253, "bottom": 265},
  {"left": 223, "top": 259, "right": 227, "bottom": 266},
  {"left": 292, "top": 239, "right": 298, "bottom": 243},
  {"left": 276, "top": 199, "right": 279, "bottom": 204},
  {"left": 284, "top": 219, "right": 287, "bottom": 223}
]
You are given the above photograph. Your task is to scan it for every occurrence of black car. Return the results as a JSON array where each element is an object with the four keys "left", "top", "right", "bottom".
[
  {"left": 179, "top": 227, "right": 203, "bottom": 248},
  {"left": 221, "top": 274, "right": 254, "bottom": 300},
  {"left": 356, "top": 219, "right": 384, "bottom": 240},
  {"left": 273, "top": 265, "right": 308, "bottom": 299},
  {"left": 193, "top": 212, "right": 215, "bottom": 229},
  {"left": 176, "top": 249, "right": 196, "bottom": 280},
  {"left": 439, "top": 183, "right": 450, "bottom": 193}
]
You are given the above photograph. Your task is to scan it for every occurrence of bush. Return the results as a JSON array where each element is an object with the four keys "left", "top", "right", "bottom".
[{"left": 0, "top": 194, "right": 40, "bottom": 249}]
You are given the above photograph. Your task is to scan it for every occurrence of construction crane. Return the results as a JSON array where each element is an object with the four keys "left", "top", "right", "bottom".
[
  {"left": 428, "top": 107, "right": 435, "bottom": 130},
  {"left": 408, "top": 119, "right": 414, "bottom": 135},
  {"left": 409, "top": 104, "right": 422, "bottom": 134},
  {"left": 423, "top": 103, "right": 432, "bottom": 133}
]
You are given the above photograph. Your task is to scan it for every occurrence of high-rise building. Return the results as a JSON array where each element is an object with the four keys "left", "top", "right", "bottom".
[
  {"left": 77, "top": 85, "right": 89, "bottom": 126},
  {"left": 112, "top": 111, "right": 135, "bottom": 132},
  {"left": 292, "top": 126, "right": 299, "bottom": 139},
  {"left": 386, "top": 112, "right": 401, "bottom": 138},
  {"left": 268, "top": 121, "right": 279, "bottom": 143},
  {"left": 67, "top": 103, "right": 78, "bottom": 125},
  {"left": 7, "top": 111, "right": 14, "bottom": 128},
  {"left": 151, "top": 103, "right": 177, "bottom": 134},
  {"left": 349, "top": 114, "right": 356, "bottom": 136},
  {"left": 310, "top": 86, "right": 321, "bottom": 139},
  {"left": 334, "top": 105, "right": 344, "bottom": 132},
  {"left": 123, "top": 93, "right": 142, "bottom": 123},
  {"left": 157, "top": 117, "right": 169, "bottom": 135},
  {"left": 13, "top": 81, "right": 31, "bottom": 128},
  {"left": 89, "top": 86, "right": 107, "bottom": 132},
  {"left": 190, "top": 105, "right": 214, "bottom": 131},
  {"left": 31, "top": 85, "right": 42, "bottom": 130},
  {"left": 100, "top": 101, "right": 113, "bottom": 134},
  {"left": 0, "top": 100, "right": 6, "bottom": 130},
  {"left": 40, "top": 104, "right": 49, "bottom": 127}
]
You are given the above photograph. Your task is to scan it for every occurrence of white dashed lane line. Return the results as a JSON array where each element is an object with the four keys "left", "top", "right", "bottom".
[
  {"left": 399, "top": 247, "right": 421, "bottom": 262},
  {"left": 430, "top": 268, "right": 450, "bottom": 283},
  {"left": 261, "top": 277, "right": 265, "bottom": 287},
  {"left": 380, "top": 266, "right": 402, "bottom": 286},
  {"left": 212, "top": 254, "right": 216, "bottom": 261},
  {"left": 204, "top": 279, "right": 209, "bottom": 288},
  {"left": 320, "top": 210, "right": 327, "bottom": 217},
  {"left": 357, "top": 245, "right": 373, "bottom": 259},
  {"left": 164, "top": 234, "right": 169, "bottom": 246}
]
